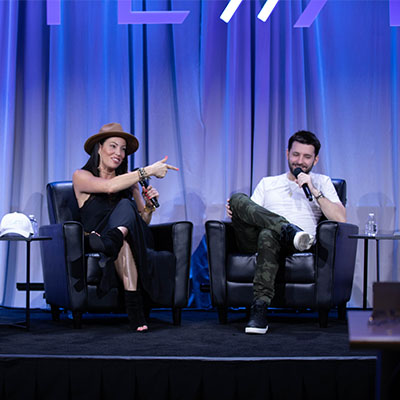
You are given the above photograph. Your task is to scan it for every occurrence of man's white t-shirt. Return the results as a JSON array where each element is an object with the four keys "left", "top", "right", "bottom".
[{"left": 251, "top": 172, "right": 341, "bottom": 236}]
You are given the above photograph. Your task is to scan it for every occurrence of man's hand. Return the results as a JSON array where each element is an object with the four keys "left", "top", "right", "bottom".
[
  {"left": 296, "top": 172, "right": 346, "bottom": 222},
  {"left": 295, "top": 171, "right": 317, "bottom": 196}
]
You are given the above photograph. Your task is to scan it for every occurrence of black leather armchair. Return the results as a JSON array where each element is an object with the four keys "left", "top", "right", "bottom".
[
  {"left": 205, "top": 179, "right": 359, "bottom": 327},
  {"left": 39, "top": 181, "right": 193, "bottom": 328}
]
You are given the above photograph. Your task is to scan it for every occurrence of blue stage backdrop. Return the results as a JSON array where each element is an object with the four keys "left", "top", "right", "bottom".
[{"left": 0, "top": 0, "right": 399, "bottom": 308}]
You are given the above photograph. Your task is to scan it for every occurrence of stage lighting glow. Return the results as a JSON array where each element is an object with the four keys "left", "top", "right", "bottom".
[
  {"left": 257, "top": 0, "right": 280, "bottom": 23},
  {"left": 220, "top": 0, "right": 243, "bottom": 23}
]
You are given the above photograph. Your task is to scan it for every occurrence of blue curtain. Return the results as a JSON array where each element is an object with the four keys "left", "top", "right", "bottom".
[{"left": 0, "top": 0, "right": 399, "bottom": 308}]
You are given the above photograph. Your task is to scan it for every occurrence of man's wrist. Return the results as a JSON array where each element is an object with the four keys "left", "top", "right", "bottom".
[{"left": 314, "top": 191, "right": 324, "bottom": 201}]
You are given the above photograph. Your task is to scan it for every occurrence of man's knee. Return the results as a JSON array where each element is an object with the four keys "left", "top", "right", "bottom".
[{"left": 230, "top": 192, "right": 250, "bottom": 210}]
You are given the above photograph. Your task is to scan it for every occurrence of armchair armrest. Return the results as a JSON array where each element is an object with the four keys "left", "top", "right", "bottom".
[
  {"left": 172, "top": 222, "right": 193, "bottom": 306},
  {"left": 39, "top": 222, "right": 88, "bottom": 311},
  {"left": 150, "top": 221, "right": 193, "bottom": 306},
  {"left": 315, "top": 220, "right": 359, "bottom": 307},
  {"left": 205, "top": 220, "right": 228, "bottom": 306}
]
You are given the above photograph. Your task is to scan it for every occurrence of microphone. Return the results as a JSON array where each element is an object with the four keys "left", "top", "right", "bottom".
[
  {"left": 293, "top": 167, "right": 313, "bottom": 202},
  {"left": 134, "top": 168, "right": 160, "bottom": 208}
]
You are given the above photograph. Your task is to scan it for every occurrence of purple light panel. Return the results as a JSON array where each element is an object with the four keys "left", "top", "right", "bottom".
[
  {"left": 117, "top": 0, "right": 189, "bottom": 24},
  {"left": 44, "top": 0, "right": 400, "bottom": 27},
  {"left": 294, "top": 0, "right": 328, "bottom": 28},
  {"left": 46, "top": 0, "right": 189, "bottom": 25},
  {"left": 47, "top": 0, "right": 61, "bottom": 25},
  {"left": 390, "top": 0, "right": 400, "bottom": 26}
]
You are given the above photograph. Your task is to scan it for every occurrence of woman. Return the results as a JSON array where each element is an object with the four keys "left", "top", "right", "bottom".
[{"left": 73, "top": 122, "right": 178, "bottom": 332}]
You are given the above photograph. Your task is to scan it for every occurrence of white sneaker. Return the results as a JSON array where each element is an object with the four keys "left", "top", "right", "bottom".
[{"left": 293, "top": 232, "right": 314, "bottom": 251}]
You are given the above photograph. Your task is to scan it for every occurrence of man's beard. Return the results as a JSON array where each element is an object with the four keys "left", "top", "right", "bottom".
[{"left": 289, "top": 162, "right": 314, "bottom": 176}]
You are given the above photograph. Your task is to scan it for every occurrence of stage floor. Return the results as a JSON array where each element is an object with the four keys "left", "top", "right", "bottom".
[
  {"left": 0, "top": 307, "right": 376, "bottom": 359},
  {"left": 0, "top": 308, "right": 377, "bottom": 400}
]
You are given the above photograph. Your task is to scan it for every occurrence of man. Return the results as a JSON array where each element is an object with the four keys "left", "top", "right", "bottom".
[{"left": 226, "top": 130, "right": 346, "bottom": 334}]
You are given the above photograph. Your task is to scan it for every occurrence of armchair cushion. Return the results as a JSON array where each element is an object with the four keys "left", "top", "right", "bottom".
[
  {"left": 226, "top": 254, "right": 255, "bottom": 283},
  {"left": 226, "top": 253, "right": 315, "bottom": 283},
  {"left": 282, "top": 253, "right": 315, "bottom": 283}
]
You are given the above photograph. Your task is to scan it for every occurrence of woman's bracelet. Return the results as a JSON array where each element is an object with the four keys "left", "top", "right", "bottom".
[
  {"left": 138, "top": 167, "right": 148, "bottom": 181},
  {"left": 143, "top": 205, "right": 156, "bottom": 214}
]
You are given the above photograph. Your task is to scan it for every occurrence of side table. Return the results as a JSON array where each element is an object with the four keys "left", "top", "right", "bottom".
[
  {"left": 349, "top": 232, "right": 400, "bottom": 309},
  {"left": 0, "top": 235, "right": 51, "bottom": 330},
  {"left": 348, "top": 310, "right": 400, "bottom": 400}
]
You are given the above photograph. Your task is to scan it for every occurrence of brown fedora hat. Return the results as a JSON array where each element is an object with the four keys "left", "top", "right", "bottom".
[{"left": 84, "top": 122, "right": 139, "bottom": 155}]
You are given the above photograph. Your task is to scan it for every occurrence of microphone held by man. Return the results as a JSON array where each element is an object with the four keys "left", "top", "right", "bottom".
[{"left": 293, "top": 167, "right": 313, "bottom": 201}]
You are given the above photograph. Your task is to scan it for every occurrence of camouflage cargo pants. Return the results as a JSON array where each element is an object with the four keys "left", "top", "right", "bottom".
[{"left": 229, "top": 192, "right": 290, "bottom": 305}]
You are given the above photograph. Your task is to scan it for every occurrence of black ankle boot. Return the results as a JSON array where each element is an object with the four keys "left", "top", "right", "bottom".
[
  {"left": 124, "top": 290, "right": 148, "bottom": 332},
  {"left": 89, "top": 227, "right": 124, "bottom": 257}
]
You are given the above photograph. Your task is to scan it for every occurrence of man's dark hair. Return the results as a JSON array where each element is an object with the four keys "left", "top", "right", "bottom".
[
  {"left": 288, "top": 130, "right": 321, "bottom": 156},
  {"left": 82, "top": 139, "right": 128, "bottom": 176}
]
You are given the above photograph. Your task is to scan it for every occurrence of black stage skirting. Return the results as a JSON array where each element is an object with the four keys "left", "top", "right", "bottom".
[{"left": 0, "top": 308, "right": 376, "bottom": 400}]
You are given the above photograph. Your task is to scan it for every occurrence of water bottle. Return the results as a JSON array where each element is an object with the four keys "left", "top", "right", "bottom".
[
  {"left": 365, "top": 213, "right": 377, "bottom": 236},
  {"left": 28, "top": 214, "right": 39, "bottom": 237}
]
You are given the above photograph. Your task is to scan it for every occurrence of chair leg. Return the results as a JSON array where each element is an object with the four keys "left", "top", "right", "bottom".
[
  {"left": 246, "top": 306, "right": 251, "bottom": 320},
  {"left": 72, "top": 311, "right": 82, "bottom": 329},
  {"left": 217, "top": 307, "right": 228, "bottom": 324},
  {"left": 50, "top": 305, "right": 60, "bottom": 321},
  {"left": 337, "top": 303, "right": 347, "bottom": 320},
  {"left": 318, "top": 309, "right": 329, "bottom": 328},
  {"left": 141, "top": 291, "right": 152, "bottom": 320},
  {"left": 172, "top": 307, "right": 181, "bottom": 326},
  {"left": 143, "top": 304, "right": 151, "bottom": 320}
]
